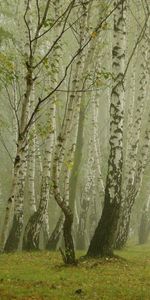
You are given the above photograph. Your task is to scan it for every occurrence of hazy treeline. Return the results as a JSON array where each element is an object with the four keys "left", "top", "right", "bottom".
[{"left": 0, "top": 0, "right": 150, "bottom": 264}]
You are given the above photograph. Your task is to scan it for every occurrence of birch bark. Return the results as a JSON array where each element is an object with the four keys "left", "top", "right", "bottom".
[
  {"left": 115, "top": 17, "right": 150, "bottom": 248},
  {"left": 2, "top": 0, "right": 33, "bottom": 252},
  {"left": 139, "top": 196, "right": 150, "bottom": 244},
  {"left": 76, "top": 140, "right": 95, "bottom": 249},
  {"left": 87, "top": 0, "right": 126, "bottom": 257},
  {"left": 52, "top": 1, "right": 90, "bottom": 264},
  {"left": 22, "top": 1, "right": 64, "bottom": 249}
]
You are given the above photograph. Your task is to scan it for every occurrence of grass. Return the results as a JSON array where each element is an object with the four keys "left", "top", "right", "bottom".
[{"left": 0, "top": 243, "right": 149, "bottom": 300}]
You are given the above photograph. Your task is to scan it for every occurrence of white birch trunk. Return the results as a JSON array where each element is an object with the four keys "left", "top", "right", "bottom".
[
  {"left": 115, "top": 17, "right": 150, "bottom": 248},
  {"left": 76, "top": 140, "right": 95, "bottom": 249},
  {"left": 87, "top": 0, "right": 126, "bottom": 257},
  {"left": 139, "top": 195, "right": 150, "bottom": 244},
  {"left": 2, "top": 0, "right": 34, "bottom": 252},
  {"left": 27, "top": 89, "right": 37, "bottom": 215},
  {"left": 22, "top": 0, "right": 62, "bottom": 250},
  {"left": 92, "top": 93, "right": 105, "bottom": 194},
  {"left": 52, "top": 1, "right": 90, "bottom": 264}
]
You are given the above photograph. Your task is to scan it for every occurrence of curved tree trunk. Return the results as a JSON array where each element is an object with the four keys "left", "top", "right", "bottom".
[
  {"left": 23, "top": 176, "right": 49, "bottom": 250},
  {"left": 46, "top": 214, "right": 64, "bottom": 250},
  {"left": 87, "top": 0, "right": 126, "bottom": 257},
  {"left": 22, "top": 0, "right": 63, "bottom": 250},
  {"left": 51, "top": 1, "right": 91, "bottom": 264},
  {"left": 2, "top": 0, "right": 34, "bottom": 252}
]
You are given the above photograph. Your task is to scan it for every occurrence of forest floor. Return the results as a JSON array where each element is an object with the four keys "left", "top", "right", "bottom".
[{"left": 0, "top": 243, "right": 149, "bottom": 300}]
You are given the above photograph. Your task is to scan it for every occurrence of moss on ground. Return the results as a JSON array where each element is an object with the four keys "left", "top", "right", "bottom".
[{"left": 0, "top": 243, "right": 149, "bottom": 299}]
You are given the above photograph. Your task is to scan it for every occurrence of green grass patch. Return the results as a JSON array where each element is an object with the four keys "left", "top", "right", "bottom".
[{"left": 0, "top": 244, "right": 149, "bottom": 299}]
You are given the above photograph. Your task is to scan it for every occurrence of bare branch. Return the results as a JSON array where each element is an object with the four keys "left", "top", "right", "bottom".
[
  {"left": 23, "top": 0, "right": 127, "bottom": 134},
  {"left": 24, "top": 0, "right": 32, "bottom": 58},
  {"left": 36, "top": 0, "right": 41, "bottom": 26},
  {"left": 33, "top": 0, "right": 76, "bottom": 69}
]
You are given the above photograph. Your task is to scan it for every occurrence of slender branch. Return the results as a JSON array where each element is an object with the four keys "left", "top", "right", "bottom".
[
  {"left": 31, "top": 1, "right": 76, "bottom": 43},
  {"left": 36, "top": 0, "right": 41, "bottom": 26},
  {"left": 24, "top": 0, "right": 32, "bottom": 58},
  {"left": 117, "top": 12, "right": 150, "bottom": 90},
  {"left": 61, "top": 64, "right": 73, "bottom": 131},
  {"left": 39, "top": 0, "right": 51, "bottom": 30},
  {"left": 23, "top": 0, "right": 126, "bottom": 134},
  {"left": 33, "top": 0, "right": 76, "bottom": 69}
]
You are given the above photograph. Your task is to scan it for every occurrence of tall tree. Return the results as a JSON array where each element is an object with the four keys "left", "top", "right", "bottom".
[
  {"left": 87, "top": 0, "right": 126, "bottom": 257},
  {"left": 115, "top": 12, "right": 150, "bottom": 248},
  {"left": 2, "top": 0, "right": 33, "bottom": 252}
]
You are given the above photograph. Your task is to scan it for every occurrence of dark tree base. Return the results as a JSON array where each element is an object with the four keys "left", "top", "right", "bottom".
[
  {"left": 4, "top": 214, "right": 23, "bottom": 252},
  {"left": 87, "top": 191, "right": 121, "bottom": 258},
  {"left": 63, "top": 213, "right": 76, "bottom": 265}
]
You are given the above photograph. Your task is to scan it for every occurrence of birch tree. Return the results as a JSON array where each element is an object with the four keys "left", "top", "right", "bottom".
[
  {"left": 76, "top": 140, "right": 95, "bottom": 249},
  {"left": 138, "top": 196, "right": 150, "bottom": 244},
  {"left": 2, "top": 0, "right": 33, "bottom": 252},
  {"left": 52, "top": 0, "right": 91, "bottom": 264},
  {"left": 22, "top": 0, "right": 62, "bottom": 251},
  {"left": 1, "top": 0, "right": 84, "bottom": 252},
  {"left": 87, "top": 0, "right": 126, "bottom": 257},
  {"left": 115, "top": 13, "right": 150, "bottom": 248}
]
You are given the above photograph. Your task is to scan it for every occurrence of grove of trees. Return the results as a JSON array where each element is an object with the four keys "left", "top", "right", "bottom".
[{"left": 0, "top": 0, "right": 150, "bottom": 265}]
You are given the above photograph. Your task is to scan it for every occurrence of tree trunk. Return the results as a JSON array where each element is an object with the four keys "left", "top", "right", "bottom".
[
  {"left": 23, "top": 174, "right": 50, "bottom": 250},
  {"left": 116, "top": 14, "right": 150, "bottom": 248},
  {"left": 46, "top": 214, "right": 64, "bottom": 250},
  {"left": 116, "top": 112, "right": 150, "bottom": 248},
  {"left": 22, "top": 0, "right": 64, "bottom": 250},
  {"left": 51, "top": 1, "right": 91, "bottom": 264},
  {"left": 87, "top": 190, "right": 121, "bottom": 257},
  {"left": 69, "top": 23, "right": 99, "bottom": 212},
  {"left": 2, "top": 0, "right": 35, "bottom": 252},
  {"left": 115, "top": 205, "right": 131, "bottom": 249},
  {"left": 76, "top": 195, "right": 90, "bottom": 250},
  {"left": 139, "top": 197, "right": 150, "bottom": 244},
  {"left": 63, "top": 212, "right": 76, "bottom": 264},
  {"left": 76, "top": 141, "right": 95, "bottom": 250},
  {"left": 4, "top": 140, "right": 28, "bottom": 252},
  {"left": 87, "top": 0, "right": 126, "bottom": 257},
  {"left": 69, "top": 103, "right": 85, "bottom": 212}
]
